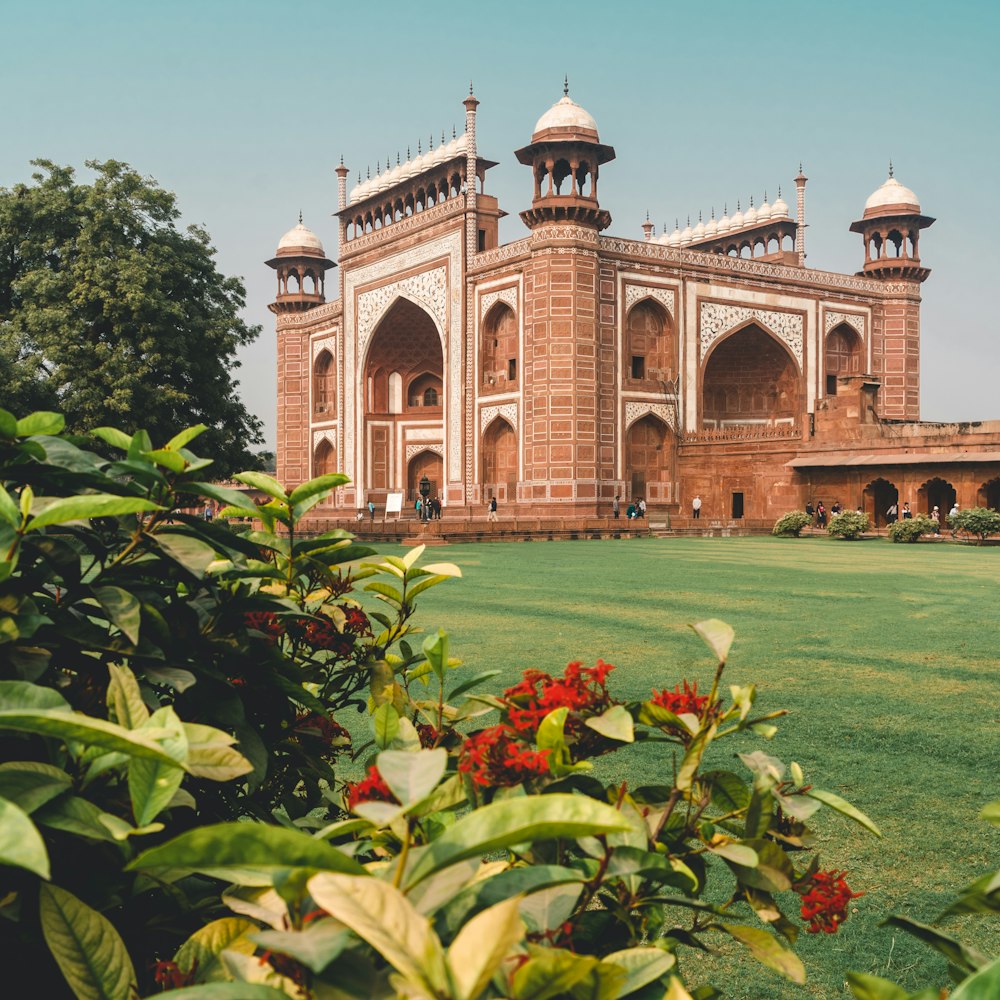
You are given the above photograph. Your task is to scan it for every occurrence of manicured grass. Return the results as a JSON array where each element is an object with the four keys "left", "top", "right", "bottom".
[{"left": 376, "top": 535, "right": 1000, "bottom": 997}]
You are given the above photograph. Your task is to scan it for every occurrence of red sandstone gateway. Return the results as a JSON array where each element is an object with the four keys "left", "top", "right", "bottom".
[{"left": 267, "top": 86, "right": 1000, "bottom": 535}]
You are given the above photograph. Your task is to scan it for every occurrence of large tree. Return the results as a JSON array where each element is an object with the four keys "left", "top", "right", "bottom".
[{"left": 0, "top": 159, "right": 264, "bottom": 475}]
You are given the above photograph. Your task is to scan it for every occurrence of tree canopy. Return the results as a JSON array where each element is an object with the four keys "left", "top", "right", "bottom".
[{"left": 0, "top": 159, "right": 264, "bottom": 475}]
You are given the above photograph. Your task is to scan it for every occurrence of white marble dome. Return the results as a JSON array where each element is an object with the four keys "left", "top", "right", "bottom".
[
  {"left": 277, "top": 222, "right": 324, "bottom": 254},
  {"left": 865, "top": 175, "right": 920, "bottom": 213},
  {"left": 534, "top": 95, "right": 600, "bottom": 138},
  {"left": 772, "top": 192, "right": 790, "bottom": 218}
]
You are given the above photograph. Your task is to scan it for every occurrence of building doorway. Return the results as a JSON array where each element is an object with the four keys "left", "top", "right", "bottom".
[
  {"left": 863, "top": 478, "right": 898, "bottom": 527},
  {"left": 918, "top": 477, "right": 956, "bottom": 516}
]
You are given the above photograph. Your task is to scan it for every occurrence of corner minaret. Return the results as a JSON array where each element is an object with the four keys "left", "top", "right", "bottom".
[
  {"left": 266, "top": 218, "right": 336, "bottom": 314},
  {"left": 514, "top": 81, "right": 615, "bottom": 231},
  {"left": 851, "top": 167, "right": 934, "bottom": 421}
]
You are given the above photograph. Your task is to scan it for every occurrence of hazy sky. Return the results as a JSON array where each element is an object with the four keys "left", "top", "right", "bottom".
[{"left": 3, "top": 0, "right": 998, "bottom": 446}]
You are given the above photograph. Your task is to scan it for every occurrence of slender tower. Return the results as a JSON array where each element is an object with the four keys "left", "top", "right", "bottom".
[{"left": 794, "top": 164, "right": 807, "bottom": 265}]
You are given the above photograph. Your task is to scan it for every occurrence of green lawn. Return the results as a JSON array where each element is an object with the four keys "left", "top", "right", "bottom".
[{"left": 374, "top": 535, "right": 1000, "bottom": 998}]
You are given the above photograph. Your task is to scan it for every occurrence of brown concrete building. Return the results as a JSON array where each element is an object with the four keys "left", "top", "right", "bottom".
[{"left": 267, "top": 86, "right": 1000, "bottom": 531}]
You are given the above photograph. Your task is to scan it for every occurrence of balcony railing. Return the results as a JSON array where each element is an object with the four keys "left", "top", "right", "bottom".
[{"left": 682, "top": 423, "right": 800, "bottom": 443}]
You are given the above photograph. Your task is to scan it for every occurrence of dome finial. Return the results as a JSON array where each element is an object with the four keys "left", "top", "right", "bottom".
[
  {"left": 452, "top": 124, "right": 457, "bottom": 138},
  {"left": 339, "top": 154, "right": 344, "bottom": 166},
  {"left": 298, "top": 210, "right": 303, "bottom": 225},
  {"left": 888, "top": 159, "right": 894, "bottom": 178},
  {"left": 764, "top": 190, "right": 768, "bottom": 202},
  {"left": 564, "top": 75, "right": 569, "bottom": 97},
  {"left": 469, "top": 80, "right": 474, "bottom": 95},
  {"left": 645, "top": 209, "right": 650, "bottom": 221}
]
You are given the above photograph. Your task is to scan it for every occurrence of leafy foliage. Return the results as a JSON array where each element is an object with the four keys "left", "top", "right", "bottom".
[
  {"left": 0, "top": 410, "right": 891, "bottom": 999},
  {"left": 828, "top": 509, "right": 870, "bottom": 540},
  {"left": 887, "top": 514, "right": 937, "bottom": 543},
  {"left": 949, "top": 506, "right": 1000, "bottom": 544},
  {"left": 0, "top": 160, "right": 264, "bottom": 476},
  {"left": 772, "top": 511, "right": 812, "bottom": 537}
]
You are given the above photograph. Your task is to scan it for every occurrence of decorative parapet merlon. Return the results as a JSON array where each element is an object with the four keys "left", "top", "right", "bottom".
[{"left": 681, "top": 424, "right": 801, "bottom": 443}]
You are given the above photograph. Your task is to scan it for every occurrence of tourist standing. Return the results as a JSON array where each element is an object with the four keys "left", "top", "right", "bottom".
[
  {"left": 886, "top": 502, "right": 898, "bottom": 524},
  {"left": 902, "top": 503, "right": 912, "bottom": 520},
  {"left": 637, "top": 498, "right": 646, "bottom": 518},
  {"left": 692, "top": 495, "right": 702, "bottom": 519},
  {"left": 488, "top": 496, "right": 498, "bottom": 522},
  {"left": 816, "top": 502, "right": 827, "bottom": 528},
  {"left": 368, "top": 499, "right": 375, "bottom": 522},
  {"left": 931, "top": 505, "right": 941, "bottom": 534},
  {"left": 613, "top": 494, "right": 620, "bottom": 519},
  {"left": 805, "top": 500, "right": 814, "bottom": 524}
]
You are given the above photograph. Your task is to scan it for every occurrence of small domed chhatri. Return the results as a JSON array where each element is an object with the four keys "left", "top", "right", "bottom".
[
  {"left": 277, "top": 220, "right": 326, "bottom": 255},
  {"left": 531, "top": 78, "right": 600, "bottom": 141},
  {"left": 863, "top": 169, "right": 921, "bottom": 217}
]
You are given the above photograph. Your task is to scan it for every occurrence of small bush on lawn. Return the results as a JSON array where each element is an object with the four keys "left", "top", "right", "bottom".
[
  {"left": 772, "top": 510, "right": 813, "bottom": 536},
  {"left": 828, "top": 509, "right": 870, "bottom": 540},
  {"left": 949, "top": 506, "right": 1000, "bottom": 544},
  {"left": 888, "top": 514, "right": 937, "bottom": 543}
]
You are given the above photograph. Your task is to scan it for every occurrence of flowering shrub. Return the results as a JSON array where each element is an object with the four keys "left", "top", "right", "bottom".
[
  {"left": 1, "top": 409, "right": 885, "bottom": 1000},
  {"left": 888, "top": 514, "right": 937, "bottom": 543},
  {"left": 828, "top": 509, "right": 871, "bottom": 540},
  {"left": 950, "top": 505, "right": 1000, "bottom": 544},
  {"left": 772, "top": 510, "right": 813, "bottom": 536}
]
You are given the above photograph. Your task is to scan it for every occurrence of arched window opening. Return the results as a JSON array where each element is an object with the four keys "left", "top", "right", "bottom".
[
  {"left": 825, "top": 324, "right": 863, "bottom": 395},
  {"left": 918, "top": 477, "right": 956, "bottom": 516},
  {"left": 408, "top": 371, "right": 442, "bottom": 409},
  {"left": 625, "top": 298, "right": 675, "bottom": 387},
  {"left": 552, "top": 159, "right": 572, "bottom": 195},
  {"left": 313, "top": 349, "right": 335, "bottom": 415},
  {"left": 625, "top": 415, "right": 674, "bottom": 503},
  {"left": 702, "top": 324, "right": 799, "bottom": 428},
  {"left": 978, "top": 477, "right": 1000, "bottom": 510},
  {"left": 481, "top": 302, "right": 518, "bottom": 391},
  {"left": 407, "top": 450, "right": 443, "bottom": 504},
  {"left": 388, "top": 372, "right": 403, "bottom": 414}
]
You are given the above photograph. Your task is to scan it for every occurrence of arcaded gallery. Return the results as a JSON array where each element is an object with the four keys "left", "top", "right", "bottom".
[{"left": 267, "top": 86, "right": 1000, "bottom": 530}]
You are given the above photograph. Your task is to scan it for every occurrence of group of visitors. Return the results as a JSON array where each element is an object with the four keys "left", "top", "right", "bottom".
[
  {"left": 625, "top": 497, "right": 646, "bottom": 520},
  {"left": 416, "top": 496, "right": 443, "bottom": 520}
]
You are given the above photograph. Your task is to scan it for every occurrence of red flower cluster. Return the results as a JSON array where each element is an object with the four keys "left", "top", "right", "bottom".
[
  {"left": 458, "top": 725, "right": 551, "bottom": 787},
  {"left": 504, "top": 660, "right": 616, "bottom": 738},
  {"left": 794, "top": 869, "right": 863, "bottom": 934},
  {"left": 341, "top": 605, "right": 372, "bottom": 636},
  {"left": 345, "top": 765, "right": 398, "bottom": 809},
  {"left": 244, "top": 611, "right": 284, "bottom": 642},
  {"left": 650, "top": 679, "right": 711, "bottom": 717},
  {"left": 151, "top": 959, "right": 196, "bottom": 989},
  {"left": 293, "top": 712, "right": 351, "bottom": 751}
]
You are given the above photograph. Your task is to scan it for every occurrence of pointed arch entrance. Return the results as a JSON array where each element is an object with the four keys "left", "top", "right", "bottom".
[
  {"left": 917, "top": 477, "right": 956, "bottom": 515},
  {"left": 702, "top": 324, "right": 800, "bottom": 427},
  {"left": 824, "top": 323, "right": 863, "bottom": 396},
  {"left": 863, "top": 477, "right": 898, "bottom": 527},
  {"left": 625, "top": 414, "right": 674, "bottom": 501},
  {"left": 481, "top": 418, "right": 517, "bottom": 502},
  {"left": 314, "top": 438, "right": 337, "bottom": 478},
  {"left": 407, "top": 450, "right": 443, "bottom": 503},
  {"left": 978, "top": 477, "right": 1000, "bottom": 510},
  {"left": 363, "top": 298, "right": 443, "bottom": 492},
  {"left": 625, "top": 298, "right": 676, "bottom": 386}
]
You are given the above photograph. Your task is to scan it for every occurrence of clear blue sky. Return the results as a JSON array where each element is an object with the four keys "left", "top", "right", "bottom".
[{"left": 2, "top": 0, "right": 997, "bottom": 447}]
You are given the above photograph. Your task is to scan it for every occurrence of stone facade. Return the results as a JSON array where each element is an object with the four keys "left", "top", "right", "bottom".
[{"left": 267, "top": 90, "right": 1000, "bottom": 527}]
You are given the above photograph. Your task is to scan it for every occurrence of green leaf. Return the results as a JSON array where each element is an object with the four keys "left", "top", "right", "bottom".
[
  {"left": 288, "top": 473, "right": 350, "bottom": 506},
  {"left": 128, "top": 822, "right": 367, "bottom": 879},
  {"left": 0, "top": 795, "right": 50, "bottom": 878},
  {"left": 405, "top": 793, "right": 633, "bottom": 888},
  {"left": 373, "top": 703, "right": 400, "bottom": 750},
  {"left": 90, "top": 426, "right": 133, "bottom": 452},
  {"left": 142, "top": 447, "right": 187, "bottom": 472},
  {"left": 726, "top": 838, "right": 793, "bottom": 892},
  {"left": 585, "top": 705, "right": 634, "bottom": 743},
  {"left": 154, "top": 533, "right": 219, "bottom": 577},
  {"left": 604, "top": 946, "right": 677, "bottom": 997},
  {"left": 365, "top": 580, "right": 404, "bottom": 605},
  {"left": 805, "top": 788, "right": 882, "bottom": 837},
  {"left": 128, "top": 706, "right": 187, "bottom": 825},
  {"left": 676, "top": 723, "right": 715, "bottom": 792},
  {"left": 0, "top": 706, "right": 185, "bottom": 765},
  {"left": 448, "top": 897, "right": 525, "bottom": 1000},
  {"left": 174, "top": 916, "right": 259, "bottom": 983},
  {"left": 980, "top": 799, "right": 1000, "bottom": 827},
  {"left": 178, "top": 481, "right": 261, "bottom": 516},
  {"left": 377, "top": 748, "right": 447, "bottom": 806},
  {"left": 27, "top": 494, "right": 161, "bottom": 530},
  {"left": 0, "top": 761, "right": 72, "bottom": 813},
  {"left": 309, "top": 873, "right": 449, "bottom": 994},
  {"left": 35, "top": 795, "right": 118, "bottom": 843},
  {"left": 940, "top": 870, "right": 1000, "bottom": 917},
  {"left": 881, "top": 915, "right": 987, "bottom": 974},
  {"left": 703, "top": 770, "right": 751, "bottom": 813},
  {"left": 15, "top": 411, "right": 65, "bottom": 436},
  {"left": 423, "top": 629, "right": 449, "bottom": 682},
  {"left": 706, "top": 842, "right": 759, "bottom": 868},
  {"left": 951, "top": 955, "right": 1000, "bottom": 999},
  {"left": 0, "top": 407, "right": 17, "bottom": 438},
  {"left": 39, "top": 883, "right": 137, "bottom": 1000},
  {"left": 691, "top": 619, "right": 735, "bottom": 663},
  {"left": 0, "top": 485, "right": 22, "bottom": 527},
  {"left": 252, "top": 921, "right": 349, "bottom": 974},
  {"left": 165, "top": 424, "right": 209, "bottom": 451},
  {"left": 512, "top": 947, "right": 600, "bottom": 1000},
  {"left": 718, "top": 923, "right": 805, "bottom": 984},
  {"left": 235, "top": 471, "right": 288, "bottom": 501},
  {"left": 106, "top": 663, "right": 148, "bottom": 728},
  {"left": 182, "top": 723, "right": 254, "bottom": 781},
  {"left": 844, "top": 972, "right": 925, "bottom": 1000},
  {"left": 139, "top": 987, "right": 291, "bottom": 999}
]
